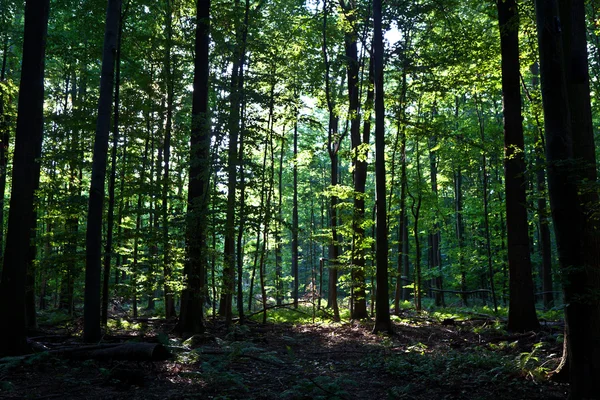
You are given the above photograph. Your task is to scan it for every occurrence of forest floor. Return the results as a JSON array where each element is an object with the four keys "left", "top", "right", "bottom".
[{"left": 0, "top": 306, "right": 569, "bottom": 399}]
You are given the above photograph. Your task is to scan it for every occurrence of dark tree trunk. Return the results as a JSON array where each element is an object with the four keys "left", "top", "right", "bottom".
[
  {"left": 175, "top": 0, "right": 210, "bottom": 336},
  {"left": 428, "top": 135, "right": 444, "bottom": 307},
  {"left": 162, "top": 0, "right": 177, "bottom": 319},
  {"left": 102, "top": 5, "right": 124, "bottom": 327},
  {"left": 474, "top": 98, "right": 498, "bottom": 312},
  {"left": 220, "top": 0, "right": 249, "bottom": 326},
  {"left": 84, "top": 0, "right": 121, "bottom": 343},
  {"left": 275, "top": 134, "right": 284, "bottom": 306},
  {"left": 497, "top": 0, "right": 539, "bottom": 332},
  {"left": 0, "top": 35, "right": 10, "bottom": 264},
  {"left": 535, "top": 0, "right": 600, "bottom": 395},
  {"left": 343, "top": 0, "right": 368, "bottom": 320},
  {"left": 409, "top": 139, "right": 423, "bottom": 313},
  {"left": 394, "top": 58, "right": 408, "bottom": 313},
  {"left": 0, "top": 0, "right": 49, "bottom": 356},
  {"left": 131, "top": 138, "right": 151, "bottom": 319},
  {"left": 236, "top": 65, "right": 247, "bottom": 321},
  {"left": 322, "top": 0, "right": 340, "bottom": 322},
  {"left": 291, "top": 111, "right": 299, "bottom": 308},
  {"left": 453, "top": 98, "right": 468, "bottom": 306},
  {"left": 372, "top": 0, "right": 391, "bottom": 334},
  {"left": 529, "top": 62, "right": 554, "bottom": 309}
]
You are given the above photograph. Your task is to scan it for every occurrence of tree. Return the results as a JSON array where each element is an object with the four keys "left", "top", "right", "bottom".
[
  {"left": 175, "top": 0, "right": 210, "bottom": 336},
  {"left": 496, "top": 0, "right": 540, "bottom": 332},
  {"left": 535, "top": 0, "right": 600, "bottom": 395},
  {"left": 0, "top": 0, "right": 50, "bottom": 356},
  {"left": 84, "top": 0, "right": 121, "bottom": 343},
  {"left": 341, "top": 0, "right": 368, "bottom": 320},
  {"left": 372, "top": 0, "right": 391, "bottom": 334}
]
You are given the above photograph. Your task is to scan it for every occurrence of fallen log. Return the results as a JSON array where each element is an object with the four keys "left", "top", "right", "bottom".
[
  {"left": 60, "top": 343, "right": 171, "bottom": 361},
  {"left": 0, "top": 342, "right": 171, "bottom": 363}
]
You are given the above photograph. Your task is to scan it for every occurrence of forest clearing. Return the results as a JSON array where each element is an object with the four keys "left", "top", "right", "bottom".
[{"left": 0, "top": 0, "right": 599, "bottom": 398}]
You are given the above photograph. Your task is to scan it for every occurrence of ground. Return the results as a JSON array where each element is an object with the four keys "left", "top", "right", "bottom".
[{"left": 0, "top": 308, "right": 569, "bottom": 399}]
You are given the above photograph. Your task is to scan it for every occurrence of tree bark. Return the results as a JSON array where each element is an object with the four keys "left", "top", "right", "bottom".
[
  {"left": 175, "top": 0, "right": 210, "bottom": 336},
  {"left": 342, "top": 0, "right": 368, "bottom": 320},
  {"left": 0, "top": 0, "right": 50, "bottom": 356},
  {"left": 102, "top": 5, "right": 124, "bottom": 326},
  {"left": 322, "top": 0, "right": 340, "bottom": 322},
  {"left": 162, "top": 0, "right": 177, "bottom": 319},
  {"left": 497, "top": 0, "right": 539, "bottom": 332},
  {"left": 84, "top": 0, "right": 121, "bottom": 343},
  {"left": 291, "top": 109, "right": 299, "bottom": 308},
  {"left": 535, "top": 0, "right": 600, "bottom": 395},
  {"left": 372, "top": 0, "right": 391, "bottom": 333},
  {"left": 220, "top": 0, "right": 249, "bottom": 326}
]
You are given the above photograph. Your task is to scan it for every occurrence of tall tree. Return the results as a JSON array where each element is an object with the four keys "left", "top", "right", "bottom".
[
  {"left": 341, "top": 0, "right": 368, "bottom": 320},
  {"left": 536, "top": 0, "right": 600, "bottom": 395},
  {"left": 322, "top": 0, "right": 341, "bottom": 321},
  {"left": 535, "top": 0, "right": 600, "bottom": 395},
  {"left": 0, "top": 0, "right": 50, "bottom": 356},
  {"left": 175, "top": 0, "right": 210, "bottom": 336},
  {"left": 101, "top": 4, "right": 125, "bottom": 327},
  {"left": 372, "top": 0, "right": 392, "bottom": 334},
  {"left": 220, "top": 0, "right": 249, "bottom": 325},
  {"left": 162, "top": 0, "right": 177, "bottom": 319},
  {"left": 83, "top": 0, "right": 121, "bottom": 343},
  {"left": 291, "top": 110, "right": 299, "bottom": 308},
  {"left": 496, "top": 0, "right": 540, "bottom": 332}
]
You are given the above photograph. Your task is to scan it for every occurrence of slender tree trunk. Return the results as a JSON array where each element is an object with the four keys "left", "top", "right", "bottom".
[
  {"left": 221, "top": 0, "right": 250, "bottom": 327},
  {"left": 0, "top": 35, "right": 11, "bottom": 264},
  {"left": 175, "top": 0, "right": 210, "bottom": 335},
  {"left": 322, "top": 0, "right": 340, "bottom": 322},
  {"left": 497, "top": 0, "right": 539, "bottom": 330},
  {"left": 409, "top": 140, "right": 423, "bottom": 313},
  {"left": 428, "top": 135, "right": 444, "bottom": 307},
  {"left": 84, "top": 0, "right": 121, "bottom": 343},
  {"left": 162, "top": 0, "right": 177, "bottom": 319},
  {"left": 372, "top": 0, "right": 391, "bottom": 333},
  {"left": 343, "top": 0, "right": 368, "bottom": 320},
  {"left": 529, "top": 63, "right": 554, "bottom": 309},
  {"left": 101, "top": 7, "right": 124, "bottom": 326},
  {"left": 275, "top": 133, "right": 284, "bottom": 306},
  {"left": 236, "top": 77, "right": 247, "bottom": 321},
  {"left": 291, "top": 108, "right": 299, "bottom": 308},
  {"left": 472, "top": 96, "right": 498, "bottom": 312},
  {"left": 393, "top": 63, "right": 408, "bottom": 313},
  {"left": 0, "top": 0, "right": 50, "bottom": 355}
]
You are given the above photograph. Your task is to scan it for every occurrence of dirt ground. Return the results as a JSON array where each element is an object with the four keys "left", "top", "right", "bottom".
[{"left": 0, "top": 312, "right": 570, "bottom": 399}]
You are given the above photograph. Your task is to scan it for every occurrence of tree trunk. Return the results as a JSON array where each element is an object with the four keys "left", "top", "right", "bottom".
[
  {"left": 84, "top": 0, "right": 121, "bottom": 343},
  {"left": 0, "top": 35, "right": 11, "bottom": 265},
  {"left": 322, "top": 0, "right": 340, "bottom": 322},
  {"left": 497, "top": 0, "right": 539, "bottom": 331},
  {"left": 175, "top": 0, "right": 210, "bottom": 336},
  {"left": 535, "top": 0, "right": 600, "bottom": 395},
  {"left": 291, "top": 110, "right": 299, "bottom": 308},
  {"left": 343, "top": 1, "right": 368, "bottom": 320},
  {"left": 102, "top": 6, "right": 124, "bottom": 326},
  {"left": 529, "top": 63, "right": 554, "bottom": 310},
  {"left": 162, "top": 0, "right": 177, "bottom": 319},
  {"left": 474, "top": 98, "right": 499, "bottom": 312},
  {"left": 409, "top": 140, "right": 423, "bottom": 313},
  {"left": 221, "top": 0, "right": 250, "bottom": 327},
  {"left": 275, "top": 132, "right": 284, "bottom": 306},
  {"left": 428, "top": 135, "right": 444, "bottom": 307},
  {"left": 0, "top": 0, "right": 50, "bottom": 356},
  {"left": 236, "top": 68, "right": 247, "bottom": 321},
  {"left": 372, "top": 0, "right": 391, "bottom": 333}
]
